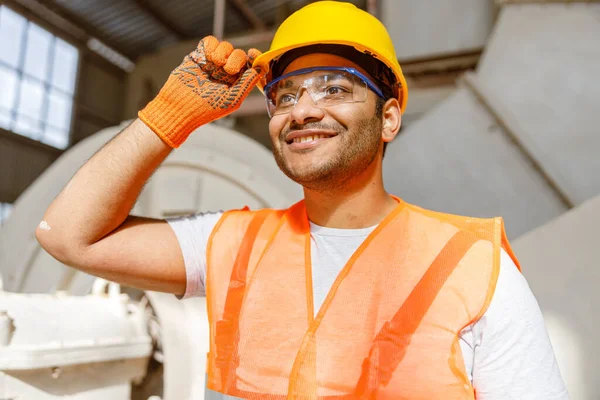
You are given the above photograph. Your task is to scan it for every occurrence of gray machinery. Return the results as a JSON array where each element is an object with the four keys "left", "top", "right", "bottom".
[
  {"left": 2, "top": 1, "right": 600, "bottom": 398},
  {"left": 0, "top": 122, "right": 301, "bottom": 400}
]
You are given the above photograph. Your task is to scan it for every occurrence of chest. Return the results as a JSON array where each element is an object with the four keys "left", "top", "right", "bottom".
[
  {"left": 309, "top": 233, "right": 367, "bottom": 312},
  {"left": 205, "top": 206, "right": 499, "bottom": 399}
]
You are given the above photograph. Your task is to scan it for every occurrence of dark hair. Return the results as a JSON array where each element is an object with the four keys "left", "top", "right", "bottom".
[{"left": 271, "top": 44, "right": 396, "bottom": 100}]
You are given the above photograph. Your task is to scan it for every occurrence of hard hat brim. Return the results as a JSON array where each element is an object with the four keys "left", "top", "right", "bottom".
[{"left": 253, "top": 40, "right": 408, "bottom": 113}]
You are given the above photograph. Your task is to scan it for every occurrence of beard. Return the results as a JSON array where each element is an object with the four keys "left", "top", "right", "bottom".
[{"left": 272, "top": 114, "right": 382, "bottom": 191}]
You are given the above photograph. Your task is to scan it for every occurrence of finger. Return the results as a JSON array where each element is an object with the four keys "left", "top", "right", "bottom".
[
  {"left": 202, "top": 36, "right": 219, "bottom": 54},
  {"left": 247, "top": 48, "right": 262, "bottom": 65},
  {"left": 223, "top": 49, "right": 248, "bottom": 75},
  {"left": 209, "top": 41, "right": 234, "bottom": 67},
  {"left": 191, "top": 36, "right": 218, "bottom": 64}
]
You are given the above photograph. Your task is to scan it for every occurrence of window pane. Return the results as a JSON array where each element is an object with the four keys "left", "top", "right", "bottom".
[
  {"left": 46, "top": 88, "right": 72, "bottom": 130},
  {"left": 52, "top": 38, "right": 79, "bottom": 94},
  {"left": 14, "top": 113, "right": 42, "bottom": 139},
  {"left": 0, "top": 64, "right": 19, "bottom": 112},
  {"left": 15, "top": 76, "right": 44, "bottom": 119},
  {"left": 0, "top": 6, "right": 78, "bottom": 150},
  {"left": 0, "top": 6, "right": 26, "bottom": 68},
  {"left": 42, "top": 126, "right": 68, "bottom": 149},
  {"left": 0, "top": 107, "right": 11, "bottom": 130},
  {"left": 23, "top": 22, "right": 52, "bottom": 82}
]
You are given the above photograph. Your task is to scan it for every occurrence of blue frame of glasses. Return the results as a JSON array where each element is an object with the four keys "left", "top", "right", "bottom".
[{"left": 264, "top": 66, "right": 385, "bottom": 100}]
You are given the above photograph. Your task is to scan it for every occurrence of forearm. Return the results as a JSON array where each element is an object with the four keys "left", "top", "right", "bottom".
[
  {"left": 35, "top": 36, "right": 262, "bottom": 291},
  {"left": 36, "top": 119, "right": 171, "bottom": 258}
]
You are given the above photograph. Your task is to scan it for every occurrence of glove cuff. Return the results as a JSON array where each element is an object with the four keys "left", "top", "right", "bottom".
[{"left": 138, "top": 76, "right": 208, "bottom": 148}]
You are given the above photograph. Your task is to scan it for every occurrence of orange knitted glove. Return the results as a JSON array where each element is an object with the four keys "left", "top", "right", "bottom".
[{"left": 138, "top": 36, "right": 265, "bottom": 148}]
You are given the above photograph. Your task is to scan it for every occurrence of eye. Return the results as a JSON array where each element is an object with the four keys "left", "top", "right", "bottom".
[
  {"left": 325, "top": 86, "right": 349, "bottom": 96},
  {"left": 277, "top": 93, "right": 296, "bottom": 106}
]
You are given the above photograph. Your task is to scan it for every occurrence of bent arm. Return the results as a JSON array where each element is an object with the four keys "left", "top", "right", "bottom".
[{"left": 36, "top": 119, "right": 187, "bottom": 295}]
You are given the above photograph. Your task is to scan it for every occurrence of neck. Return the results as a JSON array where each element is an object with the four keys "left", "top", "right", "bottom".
[{"left": 302, "top": 161, "right": 398, "bottom": 229}]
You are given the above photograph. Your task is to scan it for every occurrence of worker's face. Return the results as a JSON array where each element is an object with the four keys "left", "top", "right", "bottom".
[{"left": 268, "top": 54, "right": 393, "bottom": 191}]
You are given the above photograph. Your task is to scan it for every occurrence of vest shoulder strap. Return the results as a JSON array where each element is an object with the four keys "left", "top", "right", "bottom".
[
  {"left": 355, "top": 229, "right": 481, "bottom": 396},
  {"left": 208, "top": 207, "right": 286, "bottom": 388}
]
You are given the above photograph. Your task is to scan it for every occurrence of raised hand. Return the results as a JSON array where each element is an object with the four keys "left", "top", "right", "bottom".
[{"left": 139, "top": 36, "right": 265, "bottom": 148}]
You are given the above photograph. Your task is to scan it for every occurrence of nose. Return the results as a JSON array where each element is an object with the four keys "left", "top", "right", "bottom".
[{"left": 288, "top": 89, "right": 325, "bottom": 125}]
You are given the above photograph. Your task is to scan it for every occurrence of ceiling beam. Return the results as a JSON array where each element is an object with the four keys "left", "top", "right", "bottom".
[
  {"left": 38, "top": 0, "right": 137, "bottom": 60},
  {"left": 399, "top": 48, "right": 483, "bottom": 77},
  {"left": 134, "top": 0, "right": 189, "bottom": 40},
  {"left": 227, "top": 0, "right": 266, "bottom": 31},
  {"left": 226, "top": 29, "right": 274, "bottom": 48},
  {"left": 3, "top": 0, "right": 87, "bottom": 44}
]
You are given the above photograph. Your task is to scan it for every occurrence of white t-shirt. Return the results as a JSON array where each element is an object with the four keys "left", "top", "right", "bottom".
[{"left": 168, "top": 211, "right": 569, "bottom": 400}]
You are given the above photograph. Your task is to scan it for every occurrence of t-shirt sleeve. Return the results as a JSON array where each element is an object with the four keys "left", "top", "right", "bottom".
[
  {"left": 166, "top": 211, "right": 223, "bottom": 299},
  {"left": 471, "top": 249, "right": 570, "bottom": 400}
]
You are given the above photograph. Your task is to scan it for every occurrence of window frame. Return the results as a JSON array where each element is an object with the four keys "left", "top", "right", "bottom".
[{"left": 0, "top": 4, "right": 82, "bottom": 149}]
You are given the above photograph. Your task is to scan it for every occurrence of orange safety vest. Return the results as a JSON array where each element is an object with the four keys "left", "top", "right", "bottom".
[{"left": 205, "top": 198, "right": 520, "bottom": 399}]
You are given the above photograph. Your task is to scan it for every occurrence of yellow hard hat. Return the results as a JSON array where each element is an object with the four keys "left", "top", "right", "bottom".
[{"left": 253, "top": 1, "right": 408, "bottom": 112}]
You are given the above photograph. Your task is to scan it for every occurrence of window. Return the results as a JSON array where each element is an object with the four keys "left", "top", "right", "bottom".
[{"left": 0, "top": 5, "right": 79, "bottom": 149}]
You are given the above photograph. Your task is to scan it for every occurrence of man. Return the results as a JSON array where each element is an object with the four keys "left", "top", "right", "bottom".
[{"left": 36, "top": 1, "right": 568, "bottom": 399}]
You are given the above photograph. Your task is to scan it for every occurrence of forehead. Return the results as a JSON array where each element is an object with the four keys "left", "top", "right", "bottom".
[{"left": 281, "top": 53, "right": 373, "bottom": 80}]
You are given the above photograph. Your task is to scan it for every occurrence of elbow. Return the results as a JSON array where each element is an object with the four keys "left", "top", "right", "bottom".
[
  {"left": 35, "top": 220, "right": 79, "bottom": 266},
  {"left": 35, "top": 220, "right": 52, "bottom": 250}
]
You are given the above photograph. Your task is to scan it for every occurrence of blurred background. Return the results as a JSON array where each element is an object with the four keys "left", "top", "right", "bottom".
[{"left": 0, "top": 0, "right": 598, "bottom": 399}]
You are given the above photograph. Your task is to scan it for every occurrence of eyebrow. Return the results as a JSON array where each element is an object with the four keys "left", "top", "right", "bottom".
[
  {"left": 278, "top": 80, "right": 295, "bottom": 89},
  {"left": 277, "top": 72, "right": 348, "bottom": 89}
]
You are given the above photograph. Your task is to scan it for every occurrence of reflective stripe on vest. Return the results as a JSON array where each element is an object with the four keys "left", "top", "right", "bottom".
[{"left": 205, "top": 198, "right": 519, "bottom": 399}]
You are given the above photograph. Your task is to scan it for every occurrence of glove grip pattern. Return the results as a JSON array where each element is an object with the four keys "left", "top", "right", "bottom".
[{"left": 139, "top": 37, "right": 263, "bottom": 148}]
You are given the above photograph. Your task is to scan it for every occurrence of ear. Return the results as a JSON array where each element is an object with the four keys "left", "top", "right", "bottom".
[{"left": 381, "top": 98, "right": 402, "bottom": 143}]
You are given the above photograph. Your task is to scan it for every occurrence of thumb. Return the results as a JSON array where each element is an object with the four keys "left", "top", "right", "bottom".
[
  {"left": 247, "top": 48, "right": 262, "bottom": 65},
  {"left": 191, "top": 35, "right": 219, "bottom": 65},
  {"left": 246, "top": 48, "right": 267, "bottom": 78}
]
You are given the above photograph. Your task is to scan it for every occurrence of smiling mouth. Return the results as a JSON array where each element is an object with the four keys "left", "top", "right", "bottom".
[{"left": 288, "top": 134, "right": 332, "bottom": 144}]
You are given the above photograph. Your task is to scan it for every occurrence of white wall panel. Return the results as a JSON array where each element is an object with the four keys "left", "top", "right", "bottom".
[
  {"left": 513, "top": 195, "right": 600, "bottom": 400},
  {"left": 383, "top": 88, "right": 567, "bottom": 238},
  {"left": 477, "top": 4, "right": 600, "bottom": 204},
  {"left": 381, "top": 0, "right": 496, "bottom": 60}
]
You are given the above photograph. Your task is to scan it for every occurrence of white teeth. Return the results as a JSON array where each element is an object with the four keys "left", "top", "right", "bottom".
[{"left": 292, "top": 135, "right": 329, "bottom": 144}]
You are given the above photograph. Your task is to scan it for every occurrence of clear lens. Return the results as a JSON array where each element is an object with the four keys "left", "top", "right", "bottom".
[{"left": 266, "top": 69, "right": 369, "bottom": 117}]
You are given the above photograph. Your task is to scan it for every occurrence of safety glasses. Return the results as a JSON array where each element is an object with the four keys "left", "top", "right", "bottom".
[{"left": 264, "top": 66, "right": 384, "bottom": 118}]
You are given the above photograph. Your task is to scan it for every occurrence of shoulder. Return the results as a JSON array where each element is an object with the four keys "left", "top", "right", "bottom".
[
  {"left": 166, "top": 210, "right": 225, "bottom": 238},
  {"left": 166, "top": 205, "right": 286, "bottom": 233},
  {"left": 476, "top": 248, "right": 550, "bottom": 358},
  {"left": 400, "top": 201, "right": 502, "bottom": 230},
  {"left": 215, "top": 204, "right": 293, "bottom": 231},
  {"left": 489, "top": 249, "right": 529, "bottom": 317},
  {"left": 469, "top": 249, "right": 568, "bottom": 397}
]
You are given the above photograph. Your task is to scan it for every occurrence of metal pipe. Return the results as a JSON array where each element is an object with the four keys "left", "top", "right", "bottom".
[
  {"left": 213, "top": 0, "right": 226, "bottom": 39},
  {"left": 367, "top": 0, "right": 378, "bottom": 17}
]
